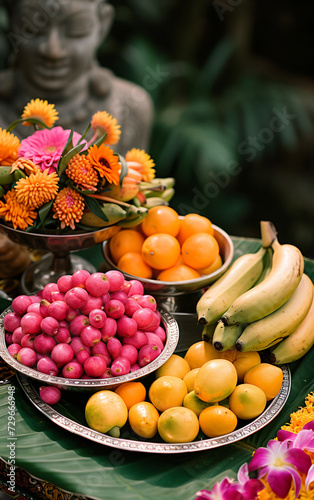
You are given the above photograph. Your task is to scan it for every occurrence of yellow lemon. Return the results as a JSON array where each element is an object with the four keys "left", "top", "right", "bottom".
[
  {"left": 244, "top": 363, "right": 283, "bottom": 401},
  {"left": 183, "top": 368, "right": 199, "bottom": 392},
  {"left": 155, "top": 354, "right": 190, "bottom": 379},
  {"left": 229, "top": 383, "right": 267, "bottom": 420},
  {"left": 199, "top": 405, "right": 238, "bottom": 438},
  {"left": 128, "top": 401, "right": 159, "bottom": 439},
  {"left": 194, "top": 359, "right": 238, "bottom": 403},
  {"left": 158, "top": 406, "right": 199, "bottom": 443},
  {"left": 85, "top": 390, "right": 128, "bottom": 437},
  {"left": 184, "top": 340, "right": 220, "bottom": 369},
  {"left": 183, "top": 390, "right": 213, "bottom": 416},
  {"left": 148, "top": 375, "right": 188, "bottom": 412},
  {"left": 220, "top": 348, "right": 261, "bottom": 382}
]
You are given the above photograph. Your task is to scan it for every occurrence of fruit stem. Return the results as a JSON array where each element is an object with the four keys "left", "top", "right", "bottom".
[
  {"left": 107, "top": 426, "right": 120, "bottom": 438},
  {"left": 260, "top": 221, "right": 278, "bottom": 249}
]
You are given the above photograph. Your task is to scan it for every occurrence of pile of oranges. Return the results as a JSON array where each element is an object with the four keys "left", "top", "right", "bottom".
[{"left": 108, "top": 207, "right": 223, "bottom": 281}]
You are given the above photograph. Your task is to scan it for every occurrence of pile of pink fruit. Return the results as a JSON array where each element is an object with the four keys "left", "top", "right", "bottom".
[{"left": 4, "top": 270, "right": 166, "bottom": 404}]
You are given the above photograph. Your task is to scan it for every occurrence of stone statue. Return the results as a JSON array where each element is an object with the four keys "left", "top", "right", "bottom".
[
  {"left": 0, "top": 0, "right": 154, "bottom": 280},
  {"left": 0, "top": 0, "right": 154, "bottom": 156}
]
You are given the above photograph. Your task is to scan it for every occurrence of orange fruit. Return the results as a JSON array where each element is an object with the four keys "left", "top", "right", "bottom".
[
  {"left": 220, "top": 349, "right": 261, "bottom": 382},
  {"left": 183, "top": 391, "right": 213, "bottom": 416},
  {"left": 109, "top": 229, "right": 145, "bottom": 264},
  {"left": 141, "top": 206, "right": 180, "bottom": 237},
  {"left": 128, "top": 401, "right": 159, "bottom": 439},
  {"left": 198, "top": 254, "right": 223, "bottom": 276},
  {"left": 142, "top": 233, "right": 180, "bottom": 270},
  {"left": 183, "top": 368, "right": 199, "bottom": 392},
  {"left": 184, "top": 341, "right": 220, "bottom": 370},
  {"left": 85, "top": 390, "right": 128, "bottom": 437},
  {"left": 148, "top": 375, "right": 188, "bottom": 412},
  {"left": 117, "top": 252, "right": 153, "bottom": 279},
  {"left": 155, "top": 354, "right": 191, "bottom": 379},
  {"left": 157, "top": 406, "right": 199, "bottom": 443},
  {"left": 157, "top": 265, "right": 201, "bottom": 282},
  {"left": 182, "top": 233, "right": 219, "bottom": 270},
  {"left": 114, "top": 381, "right": 147, "bottom": 410},
  {"left": 199, "top": 405, "right": 238, "bottom": 437},
  {"left": 244, "top": 363, "right": 283, "bottom": 401},
  {"left": 177, "top": 213, "right": 214, "bottom": 245},
  {"left": 194, "top": 359, "right": 238, "bottom": 403},
  {"left": 229, "top": 383, "right": 267, "bottom": 420}
]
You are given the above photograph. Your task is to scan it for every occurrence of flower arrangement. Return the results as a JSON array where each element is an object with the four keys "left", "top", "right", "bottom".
[
  {"left": 0, "top": 99, "right": 174, "bottom": 233},
  {"left": 195, "top": 393, "right": 314, "bottom": 500}
]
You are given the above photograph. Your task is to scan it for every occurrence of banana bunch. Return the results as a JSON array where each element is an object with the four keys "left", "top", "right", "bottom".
[
  {"left": 136, "top": 177, "right": 175, "bottom": 208},
  {"left": 197, "top": 221, "right": 314, "bottom": 364}
]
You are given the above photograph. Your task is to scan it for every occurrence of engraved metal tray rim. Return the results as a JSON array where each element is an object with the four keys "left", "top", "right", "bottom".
[{"left": 16, "top": 365, "right": 291, "bottom": 454}]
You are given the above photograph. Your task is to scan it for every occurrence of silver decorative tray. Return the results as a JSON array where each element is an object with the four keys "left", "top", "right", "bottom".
[{"left": 16, "top": 365, "right": 291, "bottom": 454}]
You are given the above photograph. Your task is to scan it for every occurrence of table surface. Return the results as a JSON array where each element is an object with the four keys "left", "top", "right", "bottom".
[{"left": 1, "top": 238, "right": 314, "bottom": 500}]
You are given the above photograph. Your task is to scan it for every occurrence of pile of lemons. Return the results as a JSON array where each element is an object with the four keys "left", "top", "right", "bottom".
[{"left": 85, "top": 341, "right": 283, "bottom": 443}]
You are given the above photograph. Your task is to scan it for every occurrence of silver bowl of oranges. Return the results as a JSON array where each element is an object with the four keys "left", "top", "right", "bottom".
[{"left": 101, "top": 208, "right": 234, "bottom": 298}]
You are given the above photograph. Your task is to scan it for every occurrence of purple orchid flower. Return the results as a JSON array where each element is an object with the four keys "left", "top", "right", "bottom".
[
  {"left": 195, "top": 464, "right": 264, "bottom": 500},
  {"left": 248, "top": 439, "right": 311, "bottom": 498}
]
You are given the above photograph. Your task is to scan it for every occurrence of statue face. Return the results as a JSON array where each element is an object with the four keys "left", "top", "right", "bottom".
[{"left": 11, "top": 0, "right": 106, "bottom": 92}]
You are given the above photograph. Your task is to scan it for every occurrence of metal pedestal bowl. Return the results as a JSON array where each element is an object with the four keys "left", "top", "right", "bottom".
[
  {"left": 101, "top": 224, "right": 234, "bottom": 313},
  {"left": 0, "top": 222, "right": 120, "bottom": 294}
]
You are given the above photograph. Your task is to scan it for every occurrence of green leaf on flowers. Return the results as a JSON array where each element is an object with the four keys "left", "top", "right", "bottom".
[
  {"left": 57, "top": 142, "right": 85, "bottom": 177},
  {"left": 93, "top": 132, "right": 107, "bottom": 148},
  {"left": 117, "top": 154, "right": 128, "bottom": 187},
  {"left": 38, "top": 200, "right": 53, "bottom": 223},
  {"left": 61, "top": 129, "right": 74, "bottom": 156},
  {"left": 6, "top": 117, "right": 50, "bottom": 132},
  {"left": 77, "top": 122, "right": 91, "bottom": 144},
  {"left": 84, "top": 196, "right": 109, "bottom": 222}
]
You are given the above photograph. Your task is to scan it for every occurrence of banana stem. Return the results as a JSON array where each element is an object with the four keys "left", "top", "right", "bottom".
[
  {"left": 260, "top": 221, "right": 278, "bottom": 248},
  {"left": 86, "top": 193, "right": 131, "bottom": 207}
]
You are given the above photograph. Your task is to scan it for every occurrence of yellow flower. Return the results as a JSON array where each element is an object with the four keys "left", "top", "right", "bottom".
[
  {"left": 66, "top": 154, "right": 99, "bottom": 191},
  {"left": 22, "top": 99, "right": 59, "bottom": 128},
  {"left": 0, "top": 190, "right": 37, "bottom": 230},
  {"left": 0, "top": 128, "right": 20, "bottom": 165},
  {"left": 52, "top": 187, "right": 85, "bottom": 230},
  {"left": 91, "top": 111, "right": 121, "bottom": 146},
  {"left": 87, "top": 144, "right": 120, "bottom": 185},
  {"left": 125, "top": 148, "right": 155, "bottom": 182},
  {"left": 15, "top": 169, "right": 59, "bottom": 209}
]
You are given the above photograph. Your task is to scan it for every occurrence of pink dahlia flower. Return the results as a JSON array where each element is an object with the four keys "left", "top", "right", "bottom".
[{"left": 18, "top": 127, "right": 83, "bottom": 174}]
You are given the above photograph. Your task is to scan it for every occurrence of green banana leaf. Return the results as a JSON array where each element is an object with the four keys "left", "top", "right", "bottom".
[{"left": 0, "top": 236, "right": 314, "bottom": 500}]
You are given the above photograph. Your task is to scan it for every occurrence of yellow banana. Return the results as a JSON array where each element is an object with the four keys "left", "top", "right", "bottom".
[
  {"left": 201, "top": 323, "right": 216, "bottom": 342},
  {"left": 143, "top": 197, "right": 169, "bottom": 208},
  {"left": 80, "top": 203, "right": 127, "bottom": 228},
  {"left": 116, "top": 211, "right": 148, "bottom": 228},
  {"left": 144, "top": 187, "right": 175, "bottom": 201},
  {"left": 222, "top": 225, "right": 304, "bottom": 326},
  {"left": 125, "top": 205, "right": 148, "bottom": 220},
  {"left": 0, "top": 166, "right": 14, "bottom": 185},
  {"left": 197, "top": 246, "right": 266, "bottom": 326},
  {"left": 269, "top": 288, "right": 314, "bottom": 364},
  {"left": 253, "top": 247, "right": 273, "bottom": 285},
  {"left": 235, "top": 273, "right": 313, "bottom": 352},
  {"left": 213, "top": 321, "right": 244, "bottom": 352}
]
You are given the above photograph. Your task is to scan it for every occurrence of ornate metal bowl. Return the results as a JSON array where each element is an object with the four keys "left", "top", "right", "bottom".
[
  {"left": 101, "top": 224, "right": 234, "bottom": 296},
  {"left": 0, "top": 307, "right": 179, "bottom": 392}
]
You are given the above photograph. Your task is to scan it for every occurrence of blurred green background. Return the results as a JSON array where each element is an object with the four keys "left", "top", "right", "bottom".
[{"left": 1, "top": 0, "right": 314, "bottom": 257}]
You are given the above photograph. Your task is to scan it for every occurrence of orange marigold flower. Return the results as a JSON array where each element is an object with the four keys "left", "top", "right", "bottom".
[
  {"left": 15, "top": 169, "right": 59, "bottom": 209},
  {"left": 87, "top": 144, "right": 120, "bottom": 185},
  {"left": 0, "top": 128, "right": 20, "bottom": 166},
  {"left": 22, "top": 98, "right": 59, "bottom": 128},
  {"left": 0, "top": 190, "right": 37, "bottom": 230},
  {"left": 10, "top": 157, "right": 39, "bottom": 176},
  {"left": 125, "top": 148, "right": 155, "bottom": 182},
  {"left": 66, "top": 154, "right": 99, "bottom": 191},
  {"left": 91, "top": 111, "right": 121, "bottom": 146},
  {"left": 52, "top": 187, "right": 85, "bottom": 230}
]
